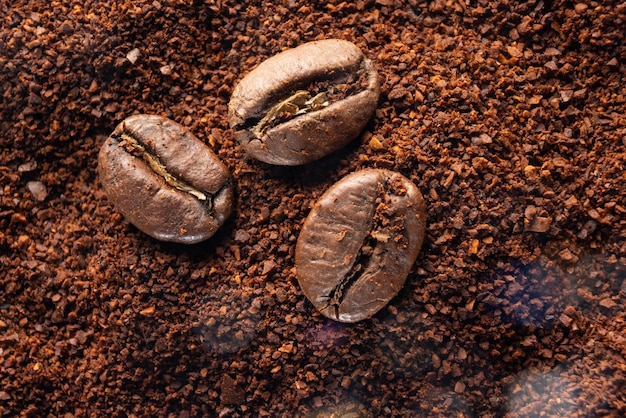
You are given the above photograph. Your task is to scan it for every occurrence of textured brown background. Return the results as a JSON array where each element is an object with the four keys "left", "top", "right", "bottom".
[{"left": 1, "top": 1, "right": 625, "bottom": 416}]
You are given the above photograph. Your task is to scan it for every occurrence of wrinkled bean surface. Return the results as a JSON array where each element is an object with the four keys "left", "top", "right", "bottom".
[
  {"left": 295, "top": 168, "right": 427, "bottom": 323},
  {"left": 98, "top": 114, "right": 233, "bottom": 244},
  {"left": 228, "top": 39, "right": 380, "bottom": 166}
]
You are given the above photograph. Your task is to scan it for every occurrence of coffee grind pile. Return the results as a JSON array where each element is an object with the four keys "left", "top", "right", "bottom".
[{"left": 1, "top": 1, "right": 625, "bottom": 416}]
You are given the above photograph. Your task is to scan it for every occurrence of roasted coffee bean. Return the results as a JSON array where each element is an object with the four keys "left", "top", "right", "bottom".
[
  {"left": 98, "top": 115, "right": 234, "bottom": 244},
  {"left": 295, "top": 169, "right": 427, "bottom": 323},
  {"left": 228, "top": 39, "right": 380, "bottom": 166}
]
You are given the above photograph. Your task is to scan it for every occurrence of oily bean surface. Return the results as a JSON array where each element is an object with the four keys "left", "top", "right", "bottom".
[
  {"left": 98, "top": 114, "right": 233, "bottom": 244},
  {"left": 295, "top": 168, "right": 427, "bottom": 323},
  {"left": 228, "top": 39, "right": 380, "bottom": 166}
]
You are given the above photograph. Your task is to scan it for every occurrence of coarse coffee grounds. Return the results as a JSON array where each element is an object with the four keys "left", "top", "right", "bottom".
[{"left": 1, "top": 1, "right": 625, "bottom": 417}]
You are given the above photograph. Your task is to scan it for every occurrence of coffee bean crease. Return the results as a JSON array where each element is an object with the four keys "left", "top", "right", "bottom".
[
  {"left": 322, "top": 179, "right": 392, "bottom": 316},
  {"left": 116, "top": 132, "right": 210, "bottom": 204}
]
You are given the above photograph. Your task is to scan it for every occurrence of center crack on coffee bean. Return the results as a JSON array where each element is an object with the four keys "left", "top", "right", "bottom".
[
  {"left": 325, "top": 236, "right": 380, "bottom": 319},
  {"left": 115, "top": 132, "right": 214, "bottom": 212},
  {"left": 246, "top": 63, "right": 370, "bottom": 138},
  {"left": 324, "top": 182, "right": 390, "bottom": 317},
  {"left": 249, "top": 90, "right": 327, "bottom": 137}
]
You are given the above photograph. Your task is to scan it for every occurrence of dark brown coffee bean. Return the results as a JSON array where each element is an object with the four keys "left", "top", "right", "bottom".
[
  {"left": 295, "top": 169, "right": 427, "bottom": 323},
  {"left": 228, "top": 39, "right": 380, "bottom": 166},
  {"left": 98, "top": 115, "right": 234, "bottom": 244}
]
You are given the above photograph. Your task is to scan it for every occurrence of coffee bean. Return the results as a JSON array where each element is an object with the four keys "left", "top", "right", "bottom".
[
  {"left": 228, "top": 39, "right": 380, "bottom": 166},
  {"left": 98, "top": 114, "right": 234, "bottom": 244},
  {"left": 295, "top": 169, "right": 427, "bottom": 323}
]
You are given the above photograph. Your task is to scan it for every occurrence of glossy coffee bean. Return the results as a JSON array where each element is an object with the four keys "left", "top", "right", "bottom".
[
  {"left": 98, "top": 115, "right": 234, "bottom": 244},
  {"left": 295, "top": 169, "right": 427, "bottom": 323},
  {"left": 228, "top": 39, "right": 380, "bottom": 166}
]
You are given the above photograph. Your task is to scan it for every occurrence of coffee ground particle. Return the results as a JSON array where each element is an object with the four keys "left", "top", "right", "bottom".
[{"left": 1, "top": 1, "right": 625, "bottom": 417}]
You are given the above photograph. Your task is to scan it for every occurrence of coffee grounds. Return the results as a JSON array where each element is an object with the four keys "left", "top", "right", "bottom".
[{"left": 1, "top": 1, "right": 625, "bottom": 417}]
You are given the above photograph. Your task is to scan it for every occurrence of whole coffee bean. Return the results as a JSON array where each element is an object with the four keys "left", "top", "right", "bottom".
[
  {"left": 228, "top": 39, "right": 380, "bottom": 166},
  {"left": 295, "top": 169, "right": 427, "bottom": 323},
  {"left": 98, "top": 114, "right": 234, "bottom": 244}
]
